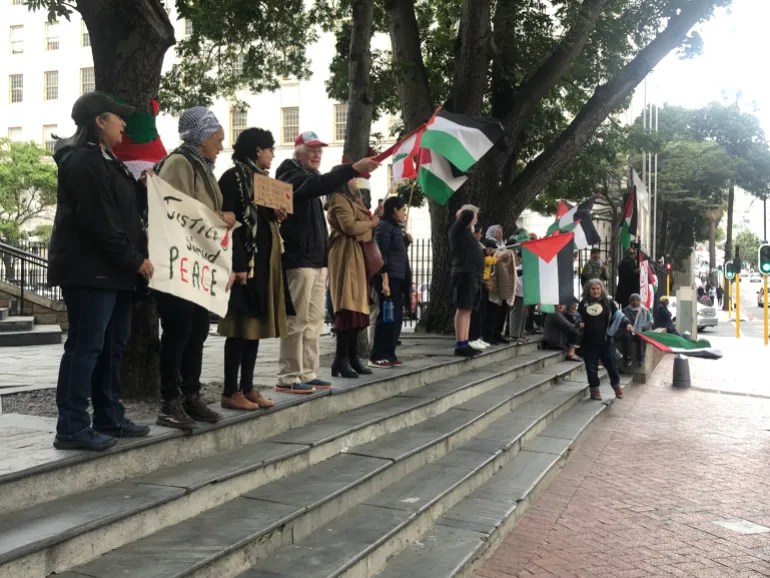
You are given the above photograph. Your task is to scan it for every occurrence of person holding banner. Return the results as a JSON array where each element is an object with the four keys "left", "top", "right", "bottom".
[
  {"left": 274, "top": 132, "right": 379, "bottom": 393},
  {"left": 154, "top": 106, "right": 234, "bottom": 429},
  {"left": 49, "top": 92, "right": 154, "bottom": 451},
  {"left": 326, "top": 173, "right": 380, "bottom": 377},
  {"left": 216, "top": 128, "right": 288, "bottom": 410}
]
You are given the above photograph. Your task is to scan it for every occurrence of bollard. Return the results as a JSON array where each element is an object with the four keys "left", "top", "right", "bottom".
[{"left": 672, "top": 354, "right": 691, "bottom": 388}]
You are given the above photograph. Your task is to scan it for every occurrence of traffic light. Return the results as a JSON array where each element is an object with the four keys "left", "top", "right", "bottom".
[
  {"left": 760, "top": 244, "right": 770, "bottom": 276},
  {"left": 724, "top": 260, "right": 736, "bottom": 280}
]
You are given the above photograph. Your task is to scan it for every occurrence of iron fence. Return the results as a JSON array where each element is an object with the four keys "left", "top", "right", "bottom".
[{"left": 0, "top": 239, "right": 62, "bottom": 311}]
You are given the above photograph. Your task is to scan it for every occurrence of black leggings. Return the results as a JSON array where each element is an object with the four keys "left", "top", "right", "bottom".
[{"left": 223, "top": 338, "right": 260, "bottom": 397}]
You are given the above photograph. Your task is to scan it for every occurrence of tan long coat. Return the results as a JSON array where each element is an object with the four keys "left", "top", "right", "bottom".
[{"left": 327, "top": 192, "right": 373, "bottom": 315}]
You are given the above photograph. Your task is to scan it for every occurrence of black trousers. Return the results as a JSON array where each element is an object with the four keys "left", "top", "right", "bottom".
[
  {"left": 582, "top": 339, "right": 620, "bottom": 388},
  {"left": 485, "top": 299, "right": 510, "bottom": 340},
  {"left": 371, "top": 277, "right": 403, "bottom": 362},
  {"left": 156, "top": 292, "right": 210, "bottom": 401},
  {"left": 223, "top": 338, "right": 259, "bottom": 396}
]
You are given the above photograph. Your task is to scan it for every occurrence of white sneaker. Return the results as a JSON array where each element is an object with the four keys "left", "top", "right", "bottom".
[
  {"left": 479, "top": 339, "right": 491, "bottom": 347},
  {"left": 469, "top": 339, "right": 488, "bottom": 350}
]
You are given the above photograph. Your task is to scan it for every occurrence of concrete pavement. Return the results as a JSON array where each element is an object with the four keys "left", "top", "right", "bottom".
[{"left": 476, "top": 337, "right": 770, "bottom": 577}]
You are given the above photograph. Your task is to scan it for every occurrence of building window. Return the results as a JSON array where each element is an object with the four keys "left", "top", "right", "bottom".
[
  {"left": 45, "top": 21, "right": 59, "bottom": 51},
  {"left": 44, "top": 70, "right": 58, "bottom": 100},
  {"left": 9, "top": 74, "right": 22, "bottom": 103},
  {"left": 281, "top": 107, "right": 299, "bottom": 146},
  {"left": 80, "top": 67, "right": 95, "bottom": 94},
  {"left": 7, "top": 127, "right": 22, "bottom": 140},
  {"left": 42, "top": 125, "right": 57, "bottom": 153},
  {"left": 230, "top": 107, "right": 248, "bottom": 147},
  {"left": 81, "top": 20, "right": 90, "bottom": 47},
  {"left": 333, "top": 103, "right": 348, "bottom": 142},
  {"left": 11, "top": 0, "right": 25, "bottom": 5},
  {"left": 10, "top": 25, "right": 23, "bottom": 54},
  {"left": 184, "top": 19, "right": 193, "bottom": 36}
]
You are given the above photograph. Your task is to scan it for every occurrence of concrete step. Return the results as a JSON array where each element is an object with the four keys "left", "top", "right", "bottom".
[
  {"left": 62, "top": 376, "right": 591, "bottom": 578},
  {"left": 0, "top": 308, "right": 8, "bottom": 321},
  {"left": 0, "top": 348, "right": 577, "bottom": 576},
  {"left": 0, "top": 340, "right": 540, "bottom": 517},
  {"left": 236, "top": 384, "right": 601, "bottom": 578},
  {"left": 373, "top": 380, "right": 628, "bottom": 578},
  {"left": 0, "top": 324, "right": 61, "bottom": 346},
  {"left": 0, "top": 316, "right": 34, "bottom": 333}
]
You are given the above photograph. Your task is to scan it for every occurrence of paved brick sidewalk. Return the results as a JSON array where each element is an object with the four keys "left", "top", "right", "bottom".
[{"left": 477, "top": 355, "right": 770, "bottom": 577}]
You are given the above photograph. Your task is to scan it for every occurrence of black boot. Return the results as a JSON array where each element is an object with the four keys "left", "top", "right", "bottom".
[
  {"left": 349, "top": 329, "right": 373, "bottom": 375},
  {"left": 331, "top": 330, "right": 358, "bottom": 378}
]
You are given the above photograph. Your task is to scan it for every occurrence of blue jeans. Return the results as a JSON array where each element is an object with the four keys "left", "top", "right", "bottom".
[
  {"left": 582, "top": 339, "right": 620, "bottom": 389},
  {"left": 56, "top": 287, "right": 132, "bottom": 437}
]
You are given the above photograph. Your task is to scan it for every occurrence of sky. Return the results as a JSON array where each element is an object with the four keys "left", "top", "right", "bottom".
[{"left": 642, "top": 0, "right": 770, "bottom": 133}]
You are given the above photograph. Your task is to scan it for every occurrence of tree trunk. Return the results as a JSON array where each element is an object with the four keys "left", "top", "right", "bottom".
[
  {"left": 705, "top": 207, "right": 723, "bottom": 287},
  {"left": 78, "top": 0, "right": 175, "bottom": 398},
  {"left": 344, "top": 0, "right": 375, "bottom": 207}
]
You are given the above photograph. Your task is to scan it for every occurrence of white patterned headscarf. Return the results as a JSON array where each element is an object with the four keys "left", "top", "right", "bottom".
[{"left": 178, "top": 106, "right": 222, "bottom": 145}]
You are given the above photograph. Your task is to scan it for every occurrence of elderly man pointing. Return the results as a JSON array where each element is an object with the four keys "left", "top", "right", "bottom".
[{"left": 275, "top": 131, "right": 379, "bottom": 394}]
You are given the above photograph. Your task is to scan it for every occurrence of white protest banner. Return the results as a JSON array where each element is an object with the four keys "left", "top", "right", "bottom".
[{"left": 146, "top": 175, "right": 235, "bottom": 317}]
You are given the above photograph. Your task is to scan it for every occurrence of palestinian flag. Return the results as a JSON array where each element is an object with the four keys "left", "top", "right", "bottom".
[
  {"left": 620, "top": 188, "right": 638, "bottom": 251},
  {"left": 636, "top": 331, "right": 722, "bottom": 359},
  {"left": 522, "top": 232, "right": 575, "bottom": 306},
  {"left": 545, "top": 197, "right": 601, "bottom": 250},
  {"left": 417, "top": 110, "right": 504, "bottom": 204},
  {"left": 375, "top": 124, "right": 426, "bottom": 181},
  {"left": 417, "top": 148, "right": 468, "bottom": 205}
]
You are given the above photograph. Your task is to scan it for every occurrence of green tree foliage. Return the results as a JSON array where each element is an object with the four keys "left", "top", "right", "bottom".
[
  {"left": 735, "top": 228, "right": 761, "bottom": 270},
  {"left": 0, "top": 140, "right": 58, "bottom": 242}
]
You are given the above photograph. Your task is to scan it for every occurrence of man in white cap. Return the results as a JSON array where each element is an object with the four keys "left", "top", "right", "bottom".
[{"left": 274, "top": 131, "right": 379, "bottom": 393}]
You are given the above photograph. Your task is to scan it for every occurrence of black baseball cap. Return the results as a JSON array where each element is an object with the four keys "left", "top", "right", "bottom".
[{"left": 71, "top": 92, "right": 135, "bottom": 125}]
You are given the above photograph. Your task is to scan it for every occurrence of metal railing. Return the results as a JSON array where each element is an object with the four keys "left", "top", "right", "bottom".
[{"left": 0, "top": 240, "right": 62, "bottom": 312}]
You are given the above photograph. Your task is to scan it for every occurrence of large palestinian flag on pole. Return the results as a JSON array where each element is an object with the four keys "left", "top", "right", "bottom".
[
  {"left": 522, "top": 232, "right": 575, "bottom": 306},
  {"left": 620, "top": 188, "right": 638, "bottom": 251},
  {"left": 636, "top": 331, "right": 722, "bottom": 359},
  {"left": 545, "top": 197, "right": 601, "bottom": 250},
  {"left": 417, "top": 110, "right": 504, "bottom": 205}
]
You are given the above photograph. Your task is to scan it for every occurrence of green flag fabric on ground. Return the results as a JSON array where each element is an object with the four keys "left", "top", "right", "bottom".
[
  {"left": 417, "top": 110, "right": 504, "bottom": 205},
  {"left": 636, "top": 331, "right": 722, "bottom": 359},
  {"left": 522, "top": 232, "right": 575, "bottom": 306}
]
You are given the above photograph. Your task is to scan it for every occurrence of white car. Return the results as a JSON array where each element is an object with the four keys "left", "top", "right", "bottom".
[
  {"left": 750, "top": 274, "right": 762, "bottom": 283},
  {"left": 667, "top": 296, "right": 718, "bottom": 332}
]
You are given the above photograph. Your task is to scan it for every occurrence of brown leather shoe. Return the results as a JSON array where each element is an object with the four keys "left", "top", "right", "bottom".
[
  {"left": 221, "top": 392, "right": 260, "bottom": 411},
  {"left": 243, "top": 389, "right": 275, "bottom": 408}
]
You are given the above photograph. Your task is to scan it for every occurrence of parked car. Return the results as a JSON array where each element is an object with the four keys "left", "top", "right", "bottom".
[
  {"left": 750, "top": 273, "right": 762, "bottom": 284},
  {"left": 668, "top": 296, "right": 718, "bottom": 332}
]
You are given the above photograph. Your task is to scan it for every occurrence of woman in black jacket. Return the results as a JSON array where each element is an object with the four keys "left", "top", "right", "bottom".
[
  {"left": 578, "top": 279, "right": 631, "bottom": 401},
  {"left": 216, "top": 128, "right": 289, "bottom": 410},
  {"left": 369, "top": 196, "right": 410, "bottom": 368},
  {"left": 48, "top": 92, "right": 154, "bottom": 451}
]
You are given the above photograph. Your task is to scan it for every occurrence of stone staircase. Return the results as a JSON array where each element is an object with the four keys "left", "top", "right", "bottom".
[
  {"left": 0, "top": 299, "right": 61, "bottom": 347},
  {"left": 0, "top": 339, "right": 628, "bottom": 578}
]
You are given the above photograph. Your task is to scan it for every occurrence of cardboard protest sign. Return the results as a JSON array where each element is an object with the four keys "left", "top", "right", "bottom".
[
  {"left": 146, "top": 175, "right": 236, "bottom": 317},
  {"left": 253, "top": 173, "right": 293, "bottom": 214}
]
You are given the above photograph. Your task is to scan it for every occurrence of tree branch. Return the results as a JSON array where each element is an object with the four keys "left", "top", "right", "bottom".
[
  {"left": 502, "top": 0, "right": 610, "bottom": 148},
  {"left": 503, "top": 0, "right": 724, "bottom": 218},
  {"left": 384, "top": 0, "right": 434, "bottom": 130},
  {"left": 447, "top": 0, "right": 492, "bottom": 115}
]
